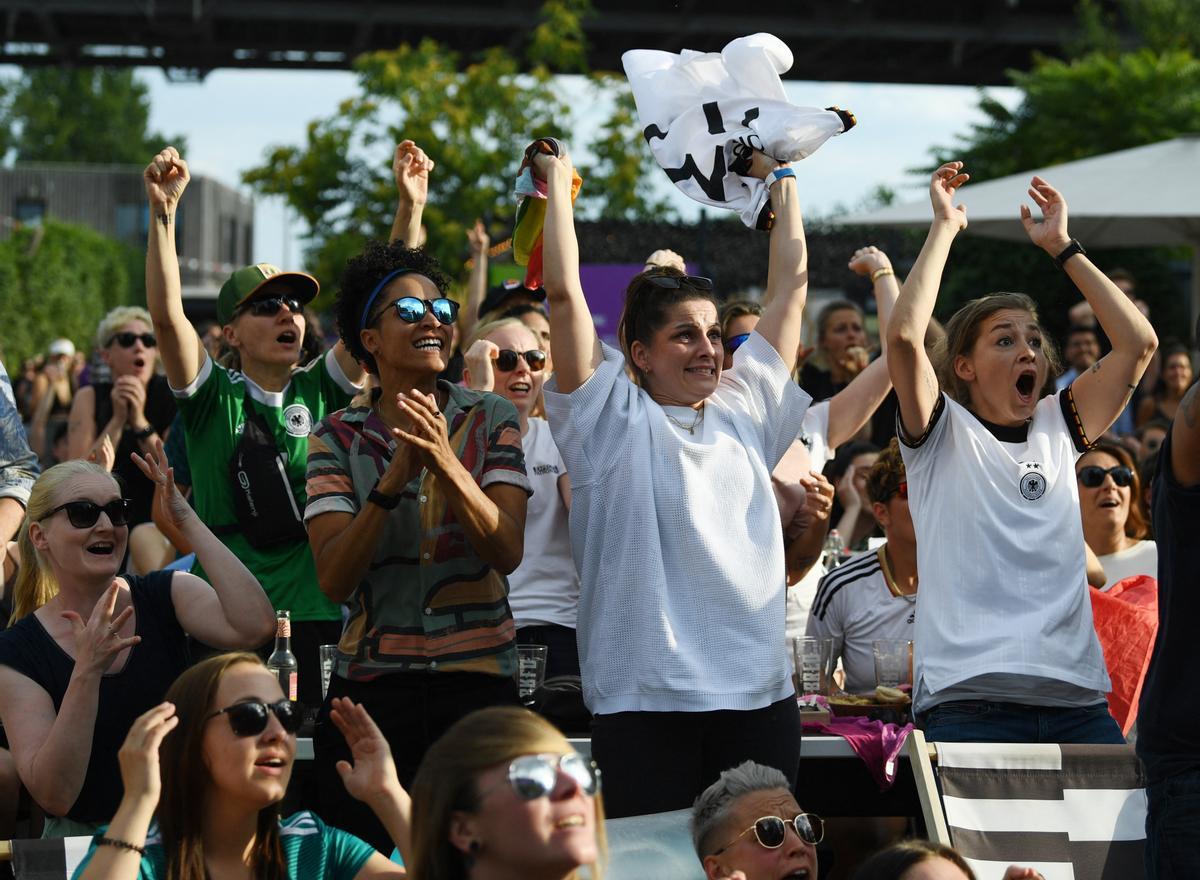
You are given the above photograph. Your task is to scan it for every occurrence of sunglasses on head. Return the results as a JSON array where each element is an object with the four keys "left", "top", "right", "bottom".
[
  {"left": 482, "top": 752, "right": 600, "bottom": 802},
  {"left": 107, "top": 332, "right": 157, "bottom": 349},
  {"left": 725, "top": 332, "right": 752, "bottom": 354},
  {"left": 712, "top": 813, "right": 825, "bottom": 856},
  {"left": 495, "top": 349, "right": 546, "bottom": 372},
  {"left": 1077, "top": 465, "right": 1133, "bottom": 488},
  {"left": 241, "top": 296, "right": 302, "bottom": 318},
  {"left": 207, "top": 699, "right": 304, "bottom": 737},
  {"left": 47, "top": 499, "right": 131, "bottom": 529},
  {"left": 644, "top": 274, "right": 714, "bottom": 291},
  {"left": 386, "top": 296, "right": 459, "bottom": 326}
]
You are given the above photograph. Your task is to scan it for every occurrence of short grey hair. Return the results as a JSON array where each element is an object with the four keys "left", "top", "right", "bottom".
[{"left": 690, "top": 760, "right": 791, "bottom": 857}]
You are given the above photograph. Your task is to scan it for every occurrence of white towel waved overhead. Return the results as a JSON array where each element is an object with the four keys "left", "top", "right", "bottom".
[{"left": 622, "top": 33, "right": 856, "bottom": 229}]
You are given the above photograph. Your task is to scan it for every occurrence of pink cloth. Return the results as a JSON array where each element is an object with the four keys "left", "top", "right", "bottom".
[{"left": 804, "top": 716, "right": 913, "bottom": 791}]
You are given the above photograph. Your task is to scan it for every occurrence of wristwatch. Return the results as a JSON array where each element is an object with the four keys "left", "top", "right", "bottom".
[
  {"left": 133, "top": 425, "right": 156, "bottom": 441},
  {"left": 367, "top": 488, "right": 400, "bottom": 510},
  {"left": 1053, "top": 239, "right": 1086, "bottom": 269}
]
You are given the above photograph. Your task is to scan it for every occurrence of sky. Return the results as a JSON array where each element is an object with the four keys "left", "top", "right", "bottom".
[{"left": 137, "top": 67, "right": 1020, "bottom": 268}]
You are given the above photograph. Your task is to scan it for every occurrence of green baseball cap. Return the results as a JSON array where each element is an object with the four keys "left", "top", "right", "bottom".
[{"left": 216, "top": 263, "right": 320, "bottom": 324}]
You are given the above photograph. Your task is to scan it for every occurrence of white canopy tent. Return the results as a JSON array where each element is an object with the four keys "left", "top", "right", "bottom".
[{"left": 839, "top": 135, "right": 1200, "bottom": 331}]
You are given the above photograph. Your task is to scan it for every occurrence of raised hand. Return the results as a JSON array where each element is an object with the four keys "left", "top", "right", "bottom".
[
  {"left": 466, "top": 219, "right": 490, "bottom": 257},
  {"left": 463, "top": 339, "right": 500, "bottom": 392},
  {"left": 530, "top": 144, "right": 574, "bottom": 180},
  {"left": 800, "top": 472, "right": 835, "bottom": 525},
  {"left": 847, "top": 245, "right": 891, "bottom": 277},
  {"left": 1019, "top": 176, "right": 1070, "bottom": 255},
  {"left": 132, "top": 438, "right": 192, "bottom": 528},
  {"left": 86, "top": 434, "right": 116, "bottom": 473},
  {"left": 394, "top": 390, "right": 457, "bottom": 476},
  {"left": 330, "top": 697, "right": 407, "bottom": 807},
  {"left": 930, "top": 161, "right": 969, "bottom": 230},
  {"left": 117, "top": 702, "right": 177, "bottom": 807},
  {"left": 62, "top": 581, "right": 141, "bottom": 676},
  {"left": 837, "top": 345, "right": 870, "bottom": 379},
  {"left": 393, "top": 140, "right": 433, "bottom": 206},
  {"left": 144, "top": 146, "right": 190, "bottom": 209}
]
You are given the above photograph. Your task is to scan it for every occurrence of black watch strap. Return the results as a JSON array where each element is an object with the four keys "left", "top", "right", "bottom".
[
  {"left": 367, "top": 488, "right": 400, "bottom": 510},
  {"left": 133, "top": 425, "right": 156, "bottom": 440},
  {"left": 1053, "top": 239, "right": 1086, "bottom": 269}
]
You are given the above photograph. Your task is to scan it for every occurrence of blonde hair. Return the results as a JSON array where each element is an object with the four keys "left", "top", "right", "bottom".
[
  {"left": 12, "top": 460, "right": 119, "bottom": 623},
  {"left": 464, "top": 318, "right": 535, "bottom": 353},
  {"left": 932, "top": 292, "right": 1061, "bottom": 407},
  {"left": 409, "top": 706, "right": 606, "bottom": 880},
  {"left": 95, "top": 306, "right": 154, "bottom": 351}
]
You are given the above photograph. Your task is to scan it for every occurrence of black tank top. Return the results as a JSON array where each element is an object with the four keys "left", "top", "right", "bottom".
[{"left": 0, "top": 572, "right": 190, "bottom": 822}]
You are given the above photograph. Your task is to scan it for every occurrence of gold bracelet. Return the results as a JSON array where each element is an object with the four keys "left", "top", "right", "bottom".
[{"left": 870, "top": 267, "right": 895, "bottom": 283}]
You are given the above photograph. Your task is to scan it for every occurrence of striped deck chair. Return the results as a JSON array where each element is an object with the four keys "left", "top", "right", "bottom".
[
  {"left": 933, "top": 743, "right": 1146, "bottom": 880},
  {"left": 2, "top": 836, "right": 91, "bottom": 879}
]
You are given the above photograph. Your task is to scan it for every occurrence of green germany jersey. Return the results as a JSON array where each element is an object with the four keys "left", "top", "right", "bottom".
[{"left": 174, "top": 351, "right": 360, "bottom": 621}]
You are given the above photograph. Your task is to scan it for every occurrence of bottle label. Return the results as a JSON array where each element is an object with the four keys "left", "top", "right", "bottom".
[
  {"left": 276, "top": 617, "right": 291, "bottom": 638},
  {"left": 286, "top": 671, "right": 297, "bottom": 702}
]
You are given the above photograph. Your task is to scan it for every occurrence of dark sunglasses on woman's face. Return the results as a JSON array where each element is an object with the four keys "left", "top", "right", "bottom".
[
  {"left": 1077, "top": 465, "right": 1133, "bottom": 489},
  {"left": 107, "top": 332, "right": 157, "bottom": 349},
  {"left": 207, "top": 699, "right": 304, "bottom": 737},
  {"left": 242, "top": 296, "right": 302, "bottom": 318},
  {"left": 725, "top": 332, "right": 752, "bottom": 353},
  {"left": 644, "top": 274, "right": 714, "bottom": 291},
  {"left": 47, "top": 499, "right": 131, "bottom": 529},
  {"left": 495, "top": 349, "right": 547, "bottom": 373},
  {"left": 387, "top": 296, "right": 459, "bottom": 326},
  {"left": 711, "top": 813, "right": 825, "bottom": 856}
]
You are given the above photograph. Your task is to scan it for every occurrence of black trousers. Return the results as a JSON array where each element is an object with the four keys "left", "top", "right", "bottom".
[
  {"left": 591, "top": 696, "right": 802, "bottom": 819},
  {"left": 312, "top": 670, "right": 520, "bottom": 853},
  {"left": 516, "top": 624, "right": 581, "bottom": 679}
]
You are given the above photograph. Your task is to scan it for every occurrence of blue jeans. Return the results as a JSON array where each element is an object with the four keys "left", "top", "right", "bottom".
[
  {"left": 1145, "top": 768, "right": 1200, "bottom": 879},
  {"left": 920, "top": 700, "right": 1124, "bottom": 744}
]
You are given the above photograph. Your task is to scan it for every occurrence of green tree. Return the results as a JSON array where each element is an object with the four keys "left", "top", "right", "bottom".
[
  {"left": 242, "top": 1, "right": 667, "bottom": 306},
  {"left": 1, "top": 68, "right": 183, "bottom": 164},
  {"left": 0, "top": 221, "right": 134, "bottom": 366}
]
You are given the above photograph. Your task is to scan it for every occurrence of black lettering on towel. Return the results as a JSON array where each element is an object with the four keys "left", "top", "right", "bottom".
[{"left": 664, "top": 146, "right": 728, "bottom": 202}]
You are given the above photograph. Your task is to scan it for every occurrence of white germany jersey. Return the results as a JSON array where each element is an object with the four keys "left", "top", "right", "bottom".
[
  {"left": 899, "top": 392, "right": 1110, "bottom": 712},
  {"left": 806, "top": 546, "right": 916, "bottom": 693}
]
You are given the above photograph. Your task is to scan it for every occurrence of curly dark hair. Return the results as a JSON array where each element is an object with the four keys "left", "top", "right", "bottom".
[{"left": 334, "top": 240, "right": 454, "bottom": 375}]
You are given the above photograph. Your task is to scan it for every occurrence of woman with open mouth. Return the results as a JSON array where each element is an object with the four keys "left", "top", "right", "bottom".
[
  {"left": 0, "top": 446, "right": 275, "bottom": 837},
  {"left": 886, "top": 162, "right": 1158, "bottom": 743},
  {"left": 534, "top": 140, "right": 812, "bottom": 817},
  {"left": 1075, "top": 441, "right": 1156, "bottom": 590},
  {"left": 306, "top": 239, "right": 530, "bottom": 852},
  {"left": 75, "top": 653, "right": 411, "bottom": 879}
]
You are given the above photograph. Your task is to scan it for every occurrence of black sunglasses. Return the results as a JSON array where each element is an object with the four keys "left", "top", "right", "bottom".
[
  {"left": 712, "top": 813, "right": 825, "bottom": 856},
  {"left": 1077, "top": 465, "right": 1133, "bottom": 488},
  {"left": 495, "top": 349, "right": 546, "bottom": 372},
  {"left": 207, "top": 699, "right": 304, "bottom": 737},
  {"left": 644, "top": 274, "right": 714, "bottom": 291},
  {"left": 46, "top": 499, "right": 131, "bottom": 529},
  {"left": 107, "top": 332, "right": 157, "bottom": 349},
  {"left": 241, "top": 296, "right": 302, "bottom": 318},
  {"left": 725, "top": 332, "right": 752, "bottom": 353},
  {"left": 382, "top": 296, "right": 459, "bottom": 326}
]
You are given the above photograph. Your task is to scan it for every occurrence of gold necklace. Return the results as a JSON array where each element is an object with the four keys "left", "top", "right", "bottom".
[{"left": 664, "top": 404, "right": 705, "bottom": 435}]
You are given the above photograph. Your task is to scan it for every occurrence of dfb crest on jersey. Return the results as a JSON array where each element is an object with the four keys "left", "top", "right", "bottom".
[{"left": 1018, "top": 461, "right": 1046, "bottom": 501}]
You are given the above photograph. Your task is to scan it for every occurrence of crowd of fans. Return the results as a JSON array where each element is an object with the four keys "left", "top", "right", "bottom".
[{"left": 0, "top": 133, "right": 1193, "bottom": 880}]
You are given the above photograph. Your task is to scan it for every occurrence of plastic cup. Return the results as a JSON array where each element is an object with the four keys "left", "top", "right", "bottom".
[
  {"left": 872, "top": 639, "right": 913, "bottom": 689},
  {"left": 517, "top": 644, "right": 548, "bottom": 703},
  {"left": 792, "top": 637, "right": 835, "bottom": 696},
  {"left": 319, "top": 644, "right": 339, "bottom": 699}
]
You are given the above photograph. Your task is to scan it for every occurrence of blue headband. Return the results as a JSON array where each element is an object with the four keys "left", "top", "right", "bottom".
[{"left": 359, "top": 268, "right": 417, "bottom": 331}]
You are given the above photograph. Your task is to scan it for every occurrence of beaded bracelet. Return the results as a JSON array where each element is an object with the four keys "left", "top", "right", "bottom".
[{"left": 97, "top": 836, "right": 146, "bottom": 856}]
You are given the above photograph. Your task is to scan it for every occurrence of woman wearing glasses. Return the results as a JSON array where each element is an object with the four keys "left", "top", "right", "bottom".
[
  {"left": 143, "top": 147, "right": 367, "bottom": 706},
  {"left": 691, "top": 761, "right": 821, "bottom": 880},
  {"left": 463, "top": 319, "right": 580, "bottom": 679},
  {"left": 67, "top": 306, "right": 176, "bottom": 530},
  {"left": 409, "top": 705, "right": 604, "bottom": 879},
  {"left": 1076, "top": 442, "right": 1157, "bottom": 589},
  {"left": 535, "top": 140, "right": 812, "bottom": 816},
  {"left": 0, "top": 449, "right": 274, "bottom": 837},
  {"left": 76, "top": 652, "right": 411, "bottom": 879},
  {"left": 306, "top": 240, "right": 530, "bottom": 851}
]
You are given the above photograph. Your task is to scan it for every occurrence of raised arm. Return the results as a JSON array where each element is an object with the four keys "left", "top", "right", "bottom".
[
  {"left": 388, "top": 140, "right": 430, "bottom": 248},
  {"left": 887, "top": 162, "right": 969, "bottom": 440},
  {"left": 754, "top": 160, "right": 808, "bottom": 373},
  {"left": 1020, "top": 177, "right": 1158, "bottom": 439},
  {"left": 144, "top": 148, "right": 205, "bottom": 390},
  {"left": 532, "top": 148, "right": 601, "bottom": 393},
  {"left": 1171, "top": 373, "right": 1200, "bottom": 487},
  {"left": 826, "top": 247, "right": 899, "bottom": 448},
  {"left": 461, "top": 221, "right": 490, "bottom": 342}
]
